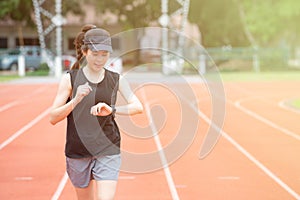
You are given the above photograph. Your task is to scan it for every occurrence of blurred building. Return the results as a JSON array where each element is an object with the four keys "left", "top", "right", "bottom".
[
  {"left": 0, "top": 4, "right": 201, "bottom": 65},
  {"left": 0, "top": 4, "right": 121, "bottom": 55}
]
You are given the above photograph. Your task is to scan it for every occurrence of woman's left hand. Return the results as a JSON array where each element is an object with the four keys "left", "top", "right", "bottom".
[{"left": 90, "top": 103, "right": 112, "bottom": 116}]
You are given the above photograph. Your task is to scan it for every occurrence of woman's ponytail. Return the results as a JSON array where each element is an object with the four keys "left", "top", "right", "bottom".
[{"left": 70, "top": 24, "right": 97, "bottom": 70}]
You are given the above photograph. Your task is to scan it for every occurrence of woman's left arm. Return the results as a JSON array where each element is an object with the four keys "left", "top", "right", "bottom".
[{"left": 115, "top": 75, "right": 143, "bottom": 115}]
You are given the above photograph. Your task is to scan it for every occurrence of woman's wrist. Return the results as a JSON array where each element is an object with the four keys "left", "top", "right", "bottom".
[
  {"left": 111, "top": 105, "right": 116, "bottom": 115},
  {"left": 71, "top": 98, "right": 80, "bottom": 109}
]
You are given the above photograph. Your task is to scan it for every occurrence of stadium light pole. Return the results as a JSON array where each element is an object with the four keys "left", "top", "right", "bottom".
[
  {"left": 53, "top": 0, "right": 63, "bottom": 78},
  {"left": 160, "top": 0, "right": 190, "bottom": 75},
  {"left": 159, "top": 0, "right": 169, "bottom": 75},
  {"left": 32, "top": 0, "right": 66, "bottom": 78}
]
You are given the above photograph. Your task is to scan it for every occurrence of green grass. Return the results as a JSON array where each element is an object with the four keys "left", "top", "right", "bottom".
[
  {"left": 291, "top": 99, "right": 300, "bottom": 109},
  {"left": 0, "top": 69, "right": 49, "bottom": 83},
  {"left": 0, "top": 75, "right": 20, "bottom": 82},
  {"left": 25, "top": 70, "right": 49, "bottom": 76},
  {"left": 217, "top": 71, "right": 300, "bottom": 82}
]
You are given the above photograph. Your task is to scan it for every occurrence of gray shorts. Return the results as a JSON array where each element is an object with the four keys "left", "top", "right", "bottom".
[{"left": 66, "top": 154, "right": 121, "bottom": 188}]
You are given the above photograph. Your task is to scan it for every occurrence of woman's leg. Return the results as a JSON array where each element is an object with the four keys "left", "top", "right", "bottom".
[
  {"left": 75, "top": 180, "right": 95, "bottom": 200},
  {"left": 95, "top": 180, "right": 118, "bottom": 200}
]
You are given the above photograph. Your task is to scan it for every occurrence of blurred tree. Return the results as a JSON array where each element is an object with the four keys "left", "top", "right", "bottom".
[
  {"left": 189, "top": 0, "right": 248, "bottom": 47},
  {"left": 92, "top": 0, "right": 248, "bottom": 47},
  {"left": 94, "top": 0, "right": 165, "bottom": 65},
  {"left": 0, "top": 0, "right": 84, "bottom": 47},
  {"left": 1, "top": 0, "right": 299, "bottom": 48},
  {"left": 92, "top": 0, "right": 162, "bottom": 29},
  {"left": 62, "top": 0, "right": 84, "bottom": 16},
  {"left": 237, "top": 0, "right": 300, "bottom": 46},
  {"left": 0, "top": 0, "right": 34, "bottom": 26},
  {"left": 189, "top": 0, "right": 300, "bottom": 47},
  {"left": 0, "top": 0, "right": 83, "bottom": 28},
  {"left": 237, "top": 0, "right": 283, "bottom": 46}
]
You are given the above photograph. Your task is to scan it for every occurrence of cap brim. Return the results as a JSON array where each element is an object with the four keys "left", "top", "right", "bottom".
[{"left": 87, "top": 44, "right": 113, "bottom": 53}]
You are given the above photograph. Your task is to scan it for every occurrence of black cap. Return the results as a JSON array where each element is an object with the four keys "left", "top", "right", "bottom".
[{"left": 83, "top": 28, "right": 113, "bottom": 52}]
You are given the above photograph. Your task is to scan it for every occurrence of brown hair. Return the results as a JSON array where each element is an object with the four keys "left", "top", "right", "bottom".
[{"left": 71, "top": 24, "right": 97, "bottom": 70}]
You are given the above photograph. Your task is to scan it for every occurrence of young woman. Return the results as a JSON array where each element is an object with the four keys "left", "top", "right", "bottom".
[{"left": 49, "top": 24, "right": 143, "bottom": 200}]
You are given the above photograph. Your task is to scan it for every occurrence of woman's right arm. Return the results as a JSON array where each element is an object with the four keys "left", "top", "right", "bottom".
[
  {"left": 49, "top": 73, "right": 74, "bottom": 125},
  {"left": 50, "top": 73, "right": 92, "bottom": 125}
]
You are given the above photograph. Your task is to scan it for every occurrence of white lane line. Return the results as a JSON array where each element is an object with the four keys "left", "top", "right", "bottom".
[
  {"left": 188, "top": 97, "right": 300, "bottom": 199},
  {"left": 0, "top": 107, "right": 51, "bottom": 150},
  {"left": 14, "top": 177, "right": 33, "bottom": 181},
  {"left": 235, "top": 99, "right": 300, "bottom": 141},
  {"left": 189, "top": 91, "right": 299, "bottom": 199},
  {"left": 140, "top": 88, "right": 180, "bottom": 200},
  {"left": 0, "top": 101, "right": 19, "bottom": 112},
  {"left": 0, "top": 86, "right": 48, "bottom": 113},
  {"left": 119, "top": 176, "right": 136, "bottom": 180},
  {"left": 50, "top": 87, "right": 180, "bottom": 200},
  {"left": 227, "top": 83, "right": 298, "bottom": 111},
  {"left": 278, "top": 99, "right": 300, "bottom": 115},
  {"left": 51, "top": 172, "right": 68, "bottom": 200},
  {"left": 50, "top": 173, "right": 137, "bottom": 200},
  {"left": 218, "top": 176, "right": 240, "bottom": 180},
  {"left": 195, "top": 107, "right": 300, "bottom": 199}
]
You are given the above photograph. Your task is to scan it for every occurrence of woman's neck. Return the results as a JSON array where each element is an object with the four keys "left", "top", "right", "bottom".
[{"left": 82, "top": 66, "right": 105, "bottom": 83}]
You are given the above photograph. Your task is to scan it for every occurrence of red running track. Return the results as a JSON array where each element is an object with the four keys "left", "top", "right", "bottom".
[{"left": 0, "top": 78, "right": 300, "bottom": 199}]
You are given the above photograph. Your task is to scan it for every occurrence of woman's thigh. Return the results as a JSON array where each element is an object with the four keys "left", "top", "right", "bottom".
[
  {"left": 75, "top": 180, "right": 94, "bottom": 200},
  {"left": 95, "top": 180, "right": 118, "bottom": 200}
]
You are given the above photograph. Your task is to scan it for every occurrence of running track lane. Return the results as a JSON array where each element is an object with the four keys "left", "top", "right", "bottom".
[
  {"left": 1, "top": 80, "right": 300, "bottom": 199},
  {"left": 157, "top": 82, "right": 299, "bottom": 199},
  {"left": 0, "top": 83, "right": 67, "bottom": 199},
  {"left": 111, "top": 81, "right": 299, "bottom": 199},
  {"left": 0, "top": 84, "right": 56, "bottom": 143}
]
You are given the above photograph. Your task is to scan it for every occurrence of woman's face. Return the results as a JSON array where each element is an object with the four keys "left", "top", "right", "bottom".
[{"left": 84, "top": 49, "right": 110, "bottom": 71}]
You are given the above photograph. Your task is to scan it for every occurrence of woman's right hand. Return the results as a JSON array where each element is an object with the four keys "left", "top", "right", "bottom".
[{"left": 74, "top": 82, "right": 92, "bottom": 104}]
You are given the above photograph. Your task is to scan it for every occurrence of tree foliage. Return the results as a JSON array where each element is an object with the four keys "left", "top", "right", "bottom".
[
  {"left": 1, "top": 0, "right": 299, "bottom": 47},
  {"left": 189, "top": 0, "right": 248, "bottom": 47},
  {"left": 0, "top": 0, "right": 83, "bottom": 27},
  {"left": 239, "top": 0, "right": 300, "bottom": 46},
  {"left": 92, "top": 0, "right": 161, "bottom": 29},
  {"left": 189, "top": 0, "right": 300, "bottom": 47},
  {"left": 0, "top": 0, "right": 34, "bottom": 26}
]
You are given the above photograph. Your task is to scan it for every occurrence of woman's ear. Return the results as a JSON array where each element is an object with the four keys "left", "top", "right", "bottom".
[
  {"left": 82, "top": 49, "right": 87, "bottom": 56},
  {"left": 81, "top": 44, "right": 88, "bottom": 56}
]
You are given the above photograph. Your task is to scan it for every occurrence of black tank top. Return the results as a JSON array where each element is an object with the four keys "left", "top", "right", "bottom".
[{"left": 66, "top": 68, "right": 120, "bottom": 158}]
